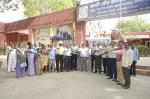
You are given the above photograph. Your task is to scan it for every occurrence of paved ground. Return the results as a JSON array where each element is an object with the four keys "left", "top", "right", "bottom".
[{"left": 0, "top": 68, "right": 150, "bottom": 99}]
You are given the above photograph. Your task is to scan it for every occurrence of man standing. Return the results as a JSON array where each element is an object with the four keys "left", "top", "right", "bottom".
[
  {"left": 48, "top": 44, "right": 56, "bottom": 72},
  {"left": 130, "top": 43, "right": 139, "bottom": 77},
  {"left": 122, "top": 42, "right": 133, "bottom": 89},
  {"left": 7, "top": 44, "right": 16, "bottom": 72},
  {"left": 94, "top": 43, "right": 102, "bottom": 73},
  {"left": 71, "top": 43, "right": 79, "bottom": 70},
  {"left": 90, "top": 41, "right": 96, "bottom": 72},
  {"left": 64, "top": 45, "right": 72, "bottom": 71},
  {"left": 107, "top": 42, "right": 117, "bottom": 80},
  {"left": 79, "top": 44, "right": 89, "bottom": 72},
  {"left": 56, "top": 42, "right": 64, "bottom": 72}
]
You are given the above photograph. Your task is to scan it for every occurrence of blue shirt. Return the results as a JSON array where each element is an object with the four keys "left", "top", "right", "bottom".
[
  {"left": 48, "top": 48, "right": 56, "bottom": 59},
  {"left": 133, "top": 48, "right": 139, "bottom": 61},
  {"left": 33, "top": 47, "right": 38, "bottom": 53}
]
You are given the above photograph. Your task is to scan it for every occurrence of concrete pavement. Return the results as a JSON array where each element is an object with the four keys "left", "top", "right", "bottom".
[{"left": 0, "top": 69, "right": 150, "bottom": 99}]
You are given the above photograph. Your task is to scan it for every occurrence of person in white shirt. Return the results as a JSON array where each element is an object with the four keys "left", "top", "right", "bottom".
[
  {"left": 78, "top": 44, "right": 89, "bottom": 72},
  {"left": 107, "top": 42, "right": 117, "bottom": 81},
  {"left": 64, "top": 45, "right": 72, "bottom": 71},
  {"left": 94, "top": 43, "right": 102, "bottom": 73},
  {"left": 71, "top": 43, "right": 79, "bottom": 70},
  {"left": 7, "top": 43, "right": 17, "bottom": 72},
  {"left": 56, "top": 42, "right": 65, "bottom": 72},
  {"left": 90, "top": 41, "right": 96, "bottom": 72},
  {"left": 48, "top": 44, "right": 56, "bottom": 72},
  {"left": 122, "top": 42, "right": 133, "bottom": 89},
  {"left": 102, "top": 43, "right": 108, "bottom": 74}
]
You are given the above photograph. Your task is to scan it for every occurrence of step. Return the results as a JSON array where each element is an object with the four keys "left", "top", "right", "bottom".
[
  {"left": 136, "top": 69, "right": 150, "bottom": 76},
  {"left": 136, "top": 65, "right": 150, "bottom": 70}
]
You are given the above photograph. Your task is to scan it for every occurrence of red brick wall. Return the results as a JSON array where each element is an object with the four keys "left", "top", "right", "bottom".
[
  {"left": 6, "top": 33, "right": 28, "bottom": 44},
  {"left": 0, "top": 22, "right": 5, "bottom": 32},
  {"left": 0, "top": 8, "right": 86, "bottom": 46},
  {"left": 6, "top": 8, "right": 76, "bottom": 32},
  {"left": 75, "top": 22, "right": 86, "bottom": 45},
  {"left": 6, "top": 32, "right": 19, "bottom": 43},
  {"left": 18, "top": 34, "right": 28, "bottom": 43},
  {"left": 0, "top": 33, "right": 6, "bottom": 48}
]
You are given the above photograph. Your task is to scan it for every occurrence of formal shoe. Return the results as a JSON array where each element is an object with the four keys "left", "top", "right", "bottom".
[
  {"left": 113, "top": 80, "right": 119, "bottom": 82},
  {"left": 107, "top": 77, "right": 112, "bottom": 79},
  {"left": 133, "top": 75, "right": 136, "bottom": 77},
  {"left": 122, "top": 84, "right": 126, "bottom": 87},
  {"left": 105, "top": 74, "right": 109, "bottom": 76},
  {"left": 112, "top": 79, "right": 117, "bottom": 82},
  {"left": 123, "top": 86, "right": 130, "bottom": 89},
  {"left": 93, "top": 71, "right": 97, "bottom": 73},
  {"left": 116, "top": 80, "right": 119, "bottom": 82},
  {"left": 116, "top": 82, "right": 122, "bottom": 85}
]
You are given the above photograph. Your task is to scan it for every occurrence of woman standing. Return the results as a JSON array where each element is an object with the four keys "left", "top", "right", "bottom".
[
  {"left": 16, "top": 43, "right": 26, "bottom": 78},
  {"left": 35, "top": 48, "right": 44, "bottom": 75},
  {"left": 27, "top": 42, "right": 35, "bottom": 76},
  {"left": 42, "top": 44, "right": 48, "bottom": 72}
]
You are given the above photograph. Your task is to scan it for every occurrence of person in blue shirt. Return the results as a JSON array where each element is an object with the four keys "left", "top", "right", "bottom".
[{"left": 130, "top": 43, "right": 139, "bottom": 77}]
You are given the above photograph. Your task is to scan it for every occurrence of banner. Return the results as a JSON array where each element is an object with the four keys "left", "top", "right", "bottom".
[
  {"left": 52, "top": 25, "right": 72, "bottom": 41},
  {"left": 77, "top": 0, "right": 150, "bottom": 21}
]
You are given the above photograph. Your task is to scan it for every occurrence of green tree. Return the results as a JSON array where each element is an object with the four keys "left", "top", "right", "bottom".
[
  {"left": 116, "top": 16, "right": 150, "bottom": 33},
  {"left": 0, "top": 0, "right": 19, "bottom": 12},
  {"left": 22, "top": 0, "right": 77, "bottom": 17}
]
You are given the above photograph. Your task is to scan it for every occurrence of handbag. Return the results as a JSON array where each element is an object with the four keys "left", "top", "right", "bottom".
[{"left": 20, "top": 62, "right": 27, "bottom": 68}]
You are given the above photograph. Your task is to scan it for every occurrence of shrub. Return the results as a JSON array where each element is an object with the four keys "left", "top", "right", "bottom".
[
  {"left": 0, "top": 48, "right": 6, "bottom": 55},
  {"left": 136, "top": 45, "right": 150, "bottom": 57}
]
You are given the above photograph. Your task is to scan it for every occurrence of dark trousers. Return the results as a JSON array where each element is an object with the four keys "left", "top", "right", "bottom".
[
  {"left": 107, "top": 58, "right": 111, "bottom": 77},
  {"left": 103, "top": 58, "right": 107, "bottom": 74},
  {"left": 95, "top": 55, "right": 102, "bottom": 73},
  {"left": 56, "top": 54, "right": 64, "bottom": 72},
  {"left": 130, "top": 60, "right": 137, "bottom": 76},
  {"left": 123, "top": 67, "right": 131, "bottom": 88},
  {"left": 107, "top": 58, "right": 117, "bottom": 79},
  {"left": 64, "top": 56, "right": 71, "bottom": 71},
  {"left": 113, "top": 58, "right": 117, "bottom": 80},
  {"left": 71, "top": 54, "right": 77, "bottom": 70},
  {"left": 91, "top": 55, "right": 95, "bottom": 71}
]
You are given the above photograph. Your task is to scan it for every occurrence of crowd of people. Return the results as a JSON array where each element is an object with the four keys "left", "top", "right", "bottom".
[{"left": 6, "top": 37, "right": 138, "bottom": 89}]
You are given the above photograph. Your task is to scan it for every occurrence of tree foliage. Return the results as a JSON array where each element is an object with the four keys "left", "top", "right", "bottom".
[
  {"left": 0, "top": 0, "right": 19, "bottom": 12},
  {"left": 22, "top": 0, "right": 77, "bottom": 17},
  {"left": 116, "top": 16, "right": 150, "bottom": 33},
  {"left": 0, "top": 0, "right": 76, "bottom": 16}
]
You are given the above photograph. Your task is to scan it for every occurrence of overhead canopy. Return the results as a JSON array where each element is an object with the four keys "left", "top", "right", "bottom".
[
  {"left": 6, "top": 8, "right": 76, "bottom": 32},
  {"left": 125, "top": 32, "right": 150, "bottom": 39}
]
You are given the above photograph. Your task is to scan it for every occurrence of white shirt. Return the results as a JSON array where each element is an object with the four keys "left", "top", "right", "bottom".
[
  {"left": 71, "top": 45, "right": 79, "bottom": 54},
  {"left": 79, "top": 47, "right": 89, "bottom": 57},
  {"left": 57, "top": 46, "right": 65, "bottom": 55},
  {"left": 9, "top": 49, "right": 16, "bottom": 59},
  {"left": 48, "top": 47, "right": 56, "bottom": 59},
  {"left": 122, "top": 49, "right": 133, "bottom": 67},
  {"left": 90, "top": 46, "right": 96, "bottom": 55},
  {"left": 64, "top": 48, "right": 72, "bottom": 56}
]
